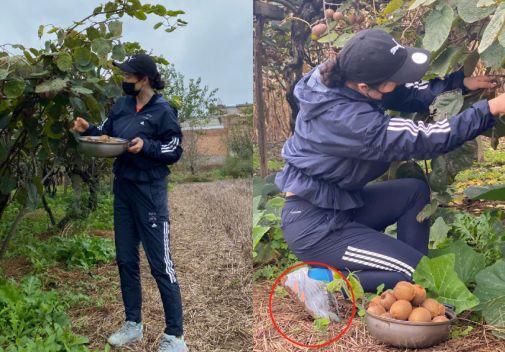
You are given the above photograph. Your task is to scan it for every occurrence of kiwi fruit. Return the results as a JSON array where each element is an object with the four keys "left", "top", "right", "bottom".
[
  {"left": 324, "top": 9, "right": 334, "bottom": 19},
  {"left": 347, "top": 13, "right": 357, "bottom": 24},
  {"left": 408, "top": 307, "right": 432, "bottom": 322},
  {"left": 393, "top": 281, "right": 416, "bottom": 301},
  {"left": 412, "top": 284, "right": 426, "bottom": 306},
  {"left": 390, "top": 300, "right": 412, "bottom": 320},
  {"left": 438, "top": 303, "right": 446, "bottom": 317},
  {"left": 369, "top": 296, "right": 382, "bottom": 307},
  {"left": 332, "top": 11, "right": 344, "bottom": 21},
  {"left": 381, "top": 312, "right": 392, "bottom": 318},
  {"left": 311, "top": 23, "right": 327, "bottom": 38},
  {"left": 432, "top": 315, "right": 449, "bottom": 323},
  {"left": 380, "top": 291, "right": 396, "bottom": 310},
  {"left": 422, "top": 298, "right": 441, "bottom": 318},
  {"left": 367, "top": 304, "right": 386, "bottom": 316}
]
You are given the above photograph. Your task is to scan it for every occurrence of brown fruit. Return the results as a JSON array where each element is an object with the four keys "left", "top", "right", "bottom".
[
  {"left": 432, "top": 315, "right": 449, "bottom": 323},
  {"left": 393, "top": 281, "right": 416, "bottom": 301},
  {"left": 380, "top": 291, "right": 396, "bottom": 310},
  {"left": 355, "top": 14, "right": 363, "bottom": 24},
  {"left": 408, "top": 307, "right": 432, "bottom": 322},
  {"left": 412, "top": 284, "right": 426, "bottom": 306},
  {"left": 369, "top": 296, "right": 382, "bottom": 306},
  {"left": 324, "top": 9, "right": 335, "bottom": 19},
  {"left": 367, "top": 304, "right": 386, "bottom": 316},
  {"left": 332, "top": 11, "right": 344, "bottom": 21},
  {"left": 438, "top": 303, "right": 446, "bottom": 317},
  {"left": 311, "top": 23, "right": 327, "bottom": 38},
  {"left": 390, "top": 300, "right": 412, "bottom": 320},
  {"left": 381, "top": 312, "right": 392, "bottom": 319},
  {"left": 422, "top": 298, "right": 441, "bottom": 318},
  {"left": 347, "top": 13, "right": 357, "bottom": 24}
]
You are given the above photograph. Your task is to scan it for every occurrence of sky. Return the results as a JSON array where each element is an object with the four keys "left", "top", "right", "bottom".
[{"left": 0, "top": 0, "right": 253, "bottom": 106}]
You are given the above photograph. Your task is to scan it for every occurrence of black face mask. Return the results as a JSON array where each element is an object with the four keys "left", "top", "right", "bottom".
[{"left": 122, "top": 81, "right": 141, "bottom": 96}]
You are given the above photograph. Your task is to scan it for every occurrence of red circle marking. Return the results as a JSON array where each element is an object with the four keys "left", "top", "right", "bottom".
[{"left": 268, "top": 261, "right": 357, "bottom": 349}]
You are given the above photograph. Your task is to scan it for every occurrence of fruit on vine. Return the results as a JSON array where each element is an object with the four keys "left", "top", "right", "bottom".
[
  {"left": 422, "top": 298, "right": 441, "bottom": 318},
  {"left": 333, "top": 11, "right": 344, "bottom": 21},
  {"left": 311, "top": 23, "right": 327, "bottom": 38},
  {"left": 369, "top": 296, "right": 382, "bottom": 307},
  {"left": 432, "top": 315, "right": 449, "bottom": 323},
  {"left": 380, "top": 291, "right": 396, "bottom": 310},
  {"left": 438, "top": 303, "right": 446, "bottom": 317},
  {"left": 367, "top": 304, "right": 386, "bottom": 316},
  {"left": 347, "top": 13, "right": 357, "bottom": 24},
  {"left": 393, "top": 281, "right": 416, "bottom": 301},
  {"left": 390, "top": 300, "right": 412, "bottom": 320},
  {"left": 408, "top": 307, "right": 432, "bottom": 322},
  {"left": 324, "top": 8, "right": 334, "bottom": 19},
  {"left": 412, "top": 284, "right": 426, "bottom": 306}
]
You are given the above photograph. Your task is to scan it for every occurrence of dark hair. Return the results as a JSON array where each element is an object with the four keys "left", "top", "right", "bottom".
[
  {"left": 320, "top": 56, "right": 384, "bottom": 89},
  {"left": 135, "top": 72, "right": 165, "bottom": 90},
  {"left": 320, "top": 56, "right": 345, "bottom": 88}
]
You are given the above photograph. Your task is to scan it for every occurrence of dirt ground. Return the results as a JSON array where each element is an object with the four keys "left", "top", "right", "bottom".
[
  {"left": 253, "top": 281, "right": 505, "bottom": 352},
  {"left": 62, "top": 180, "right": 252, "bottom": 351}
]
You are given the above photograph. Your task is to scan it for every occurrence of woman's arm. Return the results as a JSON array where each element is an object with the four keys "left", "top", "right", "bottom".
[{"left": 381, "top": 71, "right": 497, "bottom": 114}]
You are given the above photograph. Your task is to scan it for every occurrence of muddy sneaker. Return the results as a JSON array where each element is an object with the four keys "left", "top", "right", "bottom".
[
  {"left": 107, "top": 321, "right": 143, "bottom": 347},
  {"left": 282, "top": 266, "right": 340, "bottom": 322},
  {"left": 158, "top": 334, "right": 189, "bottom": 352}
]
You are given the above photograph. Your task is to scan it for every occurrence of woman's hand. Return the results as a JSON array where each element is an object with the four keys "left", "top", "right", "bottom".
[
  {"left": 488, "top": 92, "right": 505, "bottom": 116},
  {"left": 463, "top": 75, "right": 498, "bottom": 91},
  {"left": 128, "top": 137, "right": 144, "bottom": 154},
  {"left": 72, "top": 117, "right": 89, "bottom": 133}
]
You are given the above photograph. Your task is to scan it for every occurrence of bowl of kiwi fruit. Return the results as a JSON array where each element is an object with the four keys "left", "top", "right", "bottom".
[
  {"left": 77, "top": 135, "right": 131, "bottom": 158},
  {"left": 365, "top": 281, "right": 456, "bottom": 348}
]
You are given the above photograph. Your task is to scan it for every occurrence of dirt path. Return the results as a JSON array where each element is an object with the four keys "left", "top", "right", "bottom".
[
  {"left": 69, "top": 180, "right": 252, "bottom": 351},
  {"left": 253, "top": 281, "right": 505, "bottom": 352}
]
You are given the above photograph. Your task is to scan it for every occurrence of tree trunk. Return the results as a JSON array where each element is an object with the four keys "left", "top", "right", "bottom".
[{"left": 255, "top": 15, "right": 268, "bottom": 177}]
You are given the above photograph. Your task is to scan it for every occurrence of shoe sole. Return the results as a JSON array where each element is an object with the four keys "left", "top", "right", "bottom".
[{"left": 107, "top": 335, "right": 143, "bottom": 347}]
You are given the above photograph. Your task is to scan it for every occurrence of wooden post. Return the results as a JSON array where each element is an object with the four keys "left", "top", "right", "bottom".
[{"left": 254, "top": 1, "right": 284, "bottom": 178}]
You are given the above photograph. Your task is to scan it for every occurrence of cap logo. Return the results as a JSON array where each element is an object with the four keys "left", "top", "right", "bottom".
[
  {"left": 412, "top": 52, "right": 428, "bottom": 64},
  {"left": 390, "top": 38, "right": 405, "bottom": 55}
]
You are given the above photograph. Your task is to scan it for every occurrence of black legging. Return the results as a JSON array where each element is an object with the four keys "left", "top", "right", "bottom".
[{"left": 281, "top": 178, "right": 430, "bottom": 292}]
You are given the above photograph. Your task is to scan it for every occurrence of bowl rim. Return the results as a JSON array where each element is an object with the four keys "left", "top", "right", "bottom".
[
  {"left": 366, "top": 307, "right": 456, "bottom": 326},
  {"left": 77, "top": 136, "right": 128, "bottom": 146}
]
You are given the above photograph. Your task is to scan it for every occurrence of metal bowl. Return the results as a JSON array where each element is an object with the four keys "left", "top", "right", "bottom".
[
  {"left": 77, "top": 136, "right": 130, "bottom": 158},
  {"left": 365, "top": 307, "right": 456, "bottom": 348}
]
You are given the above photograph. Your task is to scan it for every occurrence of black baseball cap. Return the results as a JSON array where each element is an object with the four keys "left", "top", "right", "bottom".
[
  {"left": 113, "top": 54, "right": 159, "bottom": 78},
  {"left": 339, "top": 29, "right": 430, "bottom": 85}
]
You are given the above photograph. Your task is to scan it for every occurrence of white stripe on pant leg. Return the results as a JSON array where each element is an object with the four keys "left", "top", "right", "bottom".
[
  {"left": 344, "top": 251, "right": 412, "bottom": 277},
  {"left": 342, "top": 256, "right": 402, "bottom": 274},
  {"left": 347, "top": 246, "right": 415, "bottom": 273},
  {"left": 164, "top": 221, "right": 177, "bottom": 283}
]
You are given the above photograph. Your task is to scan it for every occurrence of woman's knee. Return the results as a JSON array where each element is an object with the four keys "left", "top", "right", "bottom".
[{"left": 405, "top": 178, "right": 430, "bottom": 203}]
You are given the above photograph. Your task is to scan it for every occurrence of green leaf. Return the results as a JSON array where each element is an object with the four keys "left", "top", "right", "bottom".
[
  {"left": 479, "top": 3, "right": 505, "bottom": 53},
  {"left": 478, "top": 0, "right": 497, "bottom": 8},
  {"left": 429, "top": 240, "right": 487, "bottom": 285},
  {"left": 133, "top": 11, "right": 147, "bottom": 20},
  {"left": 0, "top": 175, "right": 16, "bottom": 194},
  {"left": 91, "top": 38, "right": 112, "bottom": 56},
  {"left": 153, "top": 22, "right": 163, "bottom": 30},
  {"left": 108, "top": 21, "right": 122, "bottom": 37},
  {"left": 317, "top": 32, "right": 338, "bottom": 44},
  {"left": 111, "top": 44, "right": 126, "bottom": 61},
  {"left": 70, "top": 85, "right": 93, "bottom": 95},
  {"left": 253, "top": 225, "right": 270, "bottom": 249},
  {"left": 3, "top": 79, "right": 25, "bottom": 98},
  {"left": 382, "top": 0, "right": 404, "bottom": 16},
  {"left": 38, "top": 25, "right": 44, "bottom": 39},
  {"left": 423, "top": 3, "right": 454, "bottom": 52},
  {"left": 333, "top": 33, "right": 353, "bottom": 48},
  {"left": 474, "top": 260, "right": 505, "bottom": 338},
  {"left": 456, "top": 0, "right": 496, "bottom": 23},
  {"left": 430, "top": 46, "right": 466, "bottom": 76},
  {"left": 464, "top": 184, "right": 505, "bottom": 200},
  {"left": 313, "top": 318, "right": 331, "bottom": 332},
  {"left": 73, "top": 47, "right": 93, "bottom": 67},
  {"left": 55, "top": 52, "right": 72, "bottom": 72},
  {"left": 409, "top": 0, "right": 436, "bottom": 10},
  {"left": 347, "top": 273, "right": 364, "bottom": 300},
  {"left": 0, "top": 68, "right": 9, "bottom": 80},
  {"left": 35, "top": 78, "right": 69, "bottom": 94},
  {"left": 429, "top": 217, "right": 450, "bottom": 249},
  {"left": 480, "top": 41, "right": 505, "bottom": 68},
  {"left": 429, "top": 89, "right": 464, "bottom": 121},
  {"left": 413, "top": 254, "right": 480, "bottom": 314}
]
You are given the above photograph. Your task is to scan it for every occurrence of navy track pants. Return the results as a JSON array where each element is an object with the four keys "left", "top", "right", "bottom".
[
  {"left": 281, "top": 178, "right": 430, "bottom": 293},
  {"left": 113, "top": 176, "right": 183, "bottom": 336}
]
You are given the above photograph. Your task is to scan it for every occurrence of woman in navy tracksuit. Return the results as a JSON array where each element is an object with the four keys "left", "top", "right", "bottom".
[
  {"left": 72, "top": 54, "right": 188, "bottom": 351},
  {"left": 276, "top": 29, "right": 505, "bottom": 315}
]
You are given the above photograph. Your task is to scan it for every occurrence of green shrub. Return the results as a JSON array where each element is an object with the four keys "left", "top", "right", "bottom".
[{"left": 0, "top": 276, "right": 90, "bottom": 351}]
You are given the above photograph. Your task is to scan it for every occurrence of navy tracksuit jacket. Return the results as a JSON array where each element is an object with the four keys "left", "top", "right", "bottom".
[
  {"left": 82, "top": 93, "right": 183, "bottom": 336},
  {"left": 276, "top": 65, "right": 496, "bottom": 292}
]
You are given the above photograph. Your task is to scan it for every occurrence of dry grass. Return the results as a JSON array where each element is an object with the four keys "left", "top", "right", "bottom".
[
  {"left": 57, "top": 179, "right": 252, "bottom": 351},
  {"left": 253, "top": 282, "right": 505, "bottom": 352}
]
